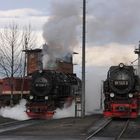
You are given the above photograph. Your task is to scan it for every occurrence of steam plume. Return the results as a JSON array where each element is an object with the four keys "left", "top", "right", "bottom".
[
  {"left": 42, "top": 0, "right": 80, "bottom": 68},
  {"left": 0, "top": 99, "right": 29, "bottom": 120},
  {"left": 53, "top": 102, "right": 75, "bottom": 119}
]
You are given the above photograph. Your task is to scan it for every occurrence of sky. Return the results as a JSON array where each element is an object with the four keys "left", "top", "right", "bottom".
[
  {"left": 0, "top": 0, "right": 51, "bottom": 46},
  {"left": 0, "top": 0, "right": 50, "bottom": 11},
  {"left": 0, "top": 0, "right": 140, "bottom": 111},
  {"left": 0, "top": 0, "right": 140, "bottom": 49}
]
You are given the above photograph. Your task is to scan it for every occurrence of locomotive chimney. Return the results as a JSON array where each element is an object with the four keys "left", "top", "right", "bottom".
[{"left": 134, "top": 41, "right": 140, "bottom": 77}]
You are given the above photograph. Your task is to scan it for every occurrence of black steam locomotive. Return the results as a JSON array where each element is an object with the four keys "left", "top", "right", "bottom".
[
  {"left": 103, "top": 63, "right": 140, "bottom": 118},
  {"left": 26, "top": 70, "right": 81, "bottom": 119}
]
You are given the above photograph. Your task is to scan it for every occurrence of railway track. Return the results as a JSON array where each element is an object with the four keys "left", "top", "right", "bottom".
[
  {"left": 86, "top": 118, "right": 130, "bottom": 140},
  {"left": 115, "top": 119, "right": 129, "bottom": 140},
  {"left": 0, "top": 119, "right": 44, "bottom": 134}
]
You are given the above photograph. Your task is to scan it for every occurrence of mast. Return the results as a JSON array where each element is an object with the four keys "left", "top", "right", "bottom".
[
  {"left": 82, "top": 0, "right": 86, "bottom": 118},
  {"left": 134, "top": 41, "right": 140, "bottom": 77}
]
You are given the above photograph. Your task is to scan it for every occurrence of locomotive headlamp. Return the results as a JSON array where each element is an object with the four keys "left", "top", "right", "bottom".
[
  {"left": 39, "top": 70, "right": 43, "bottom": 73},
  {"left": 45, "top": 96, "right": 48, "bottom": 100},
  {"left": 119, "top": 63, "right": 124, "bottom": 68},
  {"left": 128, "top": 93, "right": 133, "bottom": 98},
  {"left": 29, "top": 95, "right": 34, "bottom": 100},
  {"left": 26, "top": 109, "right": 30, "bottom": 112},
  {"left": 110, "top": 93, "right": 115, "bottom": 98}
]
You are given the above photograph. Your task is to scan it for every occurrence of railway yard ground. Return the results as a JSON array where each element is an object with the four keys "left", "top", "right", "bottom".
[{"left": 1, "top": 114, "right": 140, "bottom": 140}]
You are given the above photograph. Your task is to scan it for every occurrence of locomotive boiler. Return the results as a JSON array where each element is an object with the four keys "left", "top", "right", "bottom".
[
  {"left": 26, "top": 70, "right": 81, "bottom": 119},
  {"left": 103, "top": 63, "right": 140, "bottom": 118}
]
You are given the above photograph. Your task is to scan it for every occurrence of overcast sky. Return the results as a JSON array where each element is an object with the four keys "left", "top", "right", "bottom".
[
  {"left": 0, "top": 0, "right": 140, "bottom": 45},
  {"left": 0, "top": 0, "right": 139, "bottom": 65}
]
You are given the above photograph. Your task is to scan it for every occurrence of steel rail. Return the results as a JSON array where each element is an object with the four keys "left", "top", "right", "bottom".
[
  {"left": 0, "top": 119, "right": 41, "bottom": 133},
  {"left": 0, "top": 119, "right": 33, "bottom": 127},
  {"left": 115, "top": 119, "right": 130, "bottom": 140},
  {"left": 85, "top": 118, "right": 112, "bottom": 140},
  {"left": 0, "top": 120, "right": 19, "bottom": 127}
]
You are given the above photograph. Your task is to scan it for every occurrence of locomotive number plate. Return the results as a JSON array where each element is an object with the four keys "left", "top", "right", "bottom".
[{"left": 114, "top": 80, "right": 128, "bottom": 86}]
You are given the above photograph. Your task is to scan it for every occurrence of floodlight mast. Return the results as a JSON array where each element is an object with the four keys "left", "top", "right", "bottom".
[
  {"left": 134, "top": 41, "right": 140, "bottom": 77},
  {"left": 81, "top": 0, "right": 86, "bottom": 118}
]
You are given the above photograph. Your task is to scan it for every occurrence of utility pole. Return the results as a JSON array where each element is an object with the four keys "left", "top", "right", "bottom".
[
  {"left": 81, "top": 0, "right": 86, "bottom": 118},
  {"left": 134, "top": 41, "right": 140, "bottom": 77}
]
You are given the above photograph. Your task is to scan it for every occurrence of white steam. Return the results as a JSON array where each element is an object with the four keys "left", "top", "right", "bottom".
[
  {"left": 53, "top": 102, "right": 75, "bottom": 119},
  {"left": 0, "top": 99, "right": 29, "bottom": 120},
  {"left": 42, "top": 0, "right": 80, "bottom": 68}
]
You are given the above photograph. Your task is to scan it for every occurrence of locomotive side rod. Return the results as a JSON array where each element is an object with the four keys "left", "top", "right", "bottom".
[
  {"left": 85, "top": 118, "right": 112, "bottom": 140},
  {"left": 115, "top": 119, "right": 130, "bottom": 140}
]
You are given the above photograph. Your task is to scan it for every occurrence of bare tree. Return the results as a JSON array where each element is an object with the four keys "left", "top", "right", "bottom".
[
  {"left": 0, "top": 24, "right": 22, "bottom": 77},
  {"left": 21, "top": 25, "right": 36, "bottom": 98},
  {"left": 0, "top": 23, "right": 36, "bottom": 105},
  {"left": 0, "top": 24, "right": 22, "bottom": 105},
  {"left": 22, "top": 24, "right": 36, "bottom": 50},
  {"left": 20, "top": 25, "right": 36, "bottom": 78}
]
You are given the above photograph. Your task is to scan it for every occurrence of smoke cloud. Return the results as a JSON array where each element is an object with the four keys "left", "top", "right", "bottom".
[
  {"left": 53, "top": 102, "right": 75, "bottom": 119},
  {"left": 42, "top": 0, "right": 140, "bottom": 46},
  {"left": 0, "top": 99, "right": 29, "bottom": 120},
  {"left": 42, "top": 0, "right": 80, "bottom": 68}
]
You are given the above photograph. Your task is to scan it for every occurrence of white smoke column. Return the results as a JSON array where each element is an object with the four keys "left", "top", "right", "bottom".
[
  {"left": 53, "top": 102, "right": 75, "bottom": 119},
  {"left": 42, "top": 0, "right": 80, "bottom": 67},
  {"left": 0, "top": 99, "right": 29, "bottom": 120}
]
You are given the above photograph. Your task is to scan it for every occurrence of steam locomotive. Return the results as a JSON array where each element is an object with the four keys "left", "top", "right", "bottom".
[
  {"left": 103, "top": 63, "right": 140, "bottom": 118},
  {"left": 26, "top": 70, "right": 81, "bottom": 119},
  {"left": 23, "top": 47, "right": 81, "bottom": 119}
]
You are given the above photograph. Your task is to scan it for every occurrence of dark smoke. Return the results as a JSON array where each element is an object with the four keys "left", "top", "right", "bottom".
[
  {"left": 43, "top": 0, "right": 140, "bottom": 47},
  {"left": 42, "top": 0, "right": 80, "bottom": 68}
]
